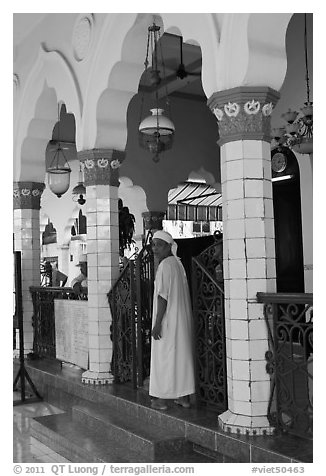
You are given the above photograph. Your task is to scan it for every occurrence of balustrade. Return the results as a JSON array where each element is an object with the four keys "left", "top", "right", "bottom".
[{"left": 257, "top": 292, "right": 313, "bottom": 439}]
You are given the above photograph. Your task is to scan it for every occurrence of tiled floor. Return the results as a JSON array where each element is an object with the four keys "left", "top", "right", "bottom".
[{"left": 13, "top": 391, "right": 71, "bottom": 463}]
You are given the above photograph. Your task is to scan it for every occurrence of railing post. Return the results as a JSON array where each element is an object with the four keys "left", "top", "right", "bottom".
[
  {"left": 110, "top": 286, "right": 118, "bottom": 382},
  {"left": 135, "top": 254, "right": 143, "bottom": 388},
  {"left": 130, "top": 260, "right": 137, "bottom": 389}
]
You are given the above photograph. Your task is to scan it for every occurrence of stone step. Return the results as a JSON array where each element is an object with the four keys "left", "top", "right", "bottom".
[
  {"left": 72, "top": 401, "right": 188, "bottom": 461},
  {"left": 31, "top": 413, "right": 128, "bottom": 463},
  {"left": 31, "top": 411, "right": 217, "bottom": 463}
]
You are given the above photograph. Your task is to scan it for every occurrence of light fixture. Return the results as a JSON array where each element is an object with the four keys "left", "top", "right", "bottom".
[
  {"left": 271, "top": 174, "right": 294, "bottom": 182},
  {"left": 272, "top": 14, "right": 312, "bottom": 155},
  {"left": 47, "top": 106, "right": 72, "bottom": 197},
  {"left": 138, "top": 23, "right": 175, "bottom": 163},
  {"left": 72, "top": 163, "right": 86, "bottom": 205}
]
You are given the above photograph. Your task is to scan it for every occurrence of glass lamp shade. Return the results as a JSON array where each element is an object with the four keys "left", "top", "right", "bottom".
[
  {"left": 139, "top": 108, "right": 175, "bottom": 136},
  {"left": 47, "top": 168, "right": 71, "bottom": 198},
  {"left": 72, "top": 181, "right": 86, "bottom": 205},
  {"left": 72, "top": 181, "right": 86, "bottom": 196}
]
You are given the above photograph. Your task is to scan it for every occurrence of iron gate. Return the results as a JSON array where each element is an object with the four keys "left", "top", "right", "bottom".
[
  {"left": 192, "top": 234, "right": 228, "bottom": 411},
  {"left": 108, "top": 243, "right": 154, "bottom": 388},
  {"left": 257, "top": 292, "right": 313, "bottom": 439}
]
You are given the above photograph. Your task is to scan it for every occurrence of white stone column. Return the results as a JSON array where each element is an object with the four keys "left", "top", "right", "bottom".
[
  {"left": 13, "top": 182, "right": 45, "bottom": 354},
  {"left": 78, "top": 149, "right": 123, "bottom": 384},
  {"left": 207, "top": 87, "right": 280, "bottom": 435}
]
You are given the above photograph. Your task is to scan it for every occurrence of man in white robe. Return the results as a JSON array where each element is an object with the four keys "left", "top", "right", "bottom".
[{"left": 149, "top": 230, "right": 195, "bottom": 410}]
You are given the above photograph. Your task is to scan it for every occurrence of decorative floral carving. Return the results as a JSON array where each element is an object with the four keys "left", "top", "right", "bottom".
[
  {"left": 13, "top": 182, "right": 45, "bottom": 210},
  {"left": 224, "top": 102, "right": 240, "bottom": 117},
  {"left": 73, "top": 15, "right": 93, "bottom": 61},
  {"left": 97, "top": 158, "right": 109, "bottom": 168},
  {"left": 262, "top": 102, "right": 274, "bottom": 117},
  {"left": 244, "top": 99, "right": 260, "bottom": 115},
  {"left": 84, "top": 159, "right": 95, "bottom": 169},
  {"left": 110, "top": 159, "right": 121, "bottom": 170},
  {"left": 213, "top": 107, "right": 224, "bottom": 121}
]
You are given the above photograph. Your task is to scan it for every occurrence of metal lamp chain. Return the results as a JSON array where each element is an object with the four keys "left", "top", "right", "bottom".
[{"left": 304, "top": 13, "right": 310, "bottom": 104}]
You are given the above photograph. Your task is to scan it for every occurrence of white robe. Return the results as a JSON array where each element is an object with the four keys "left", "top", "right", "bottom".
[{"left": 149, "top": 256, "right": 195, "bottom": 399}]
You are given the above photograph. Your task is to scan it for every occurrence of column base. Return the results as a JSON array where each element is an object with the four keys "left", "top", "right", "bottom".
[
  {"left": 82, "top": 370, "right": 114, "bottom": 385},
  {"left": 218, "top": 410, "right": 275, "bottom": 436}
]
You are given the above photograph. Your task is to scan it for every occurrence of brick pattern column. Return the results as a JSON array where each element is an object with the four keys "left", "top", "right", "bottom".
[
  {"left": 13, "top": 181, "right": 45, "bottom": 353},
  {"left": 78, "top": 149, "right": 124, "bottom": 384},
  {"left": 207, "top": 87, "right": 280, "bottom": 435}
]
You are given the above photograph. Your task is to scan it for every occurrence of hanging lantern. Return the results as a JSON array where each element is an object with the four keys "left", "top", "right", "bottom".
[
  {"left": 272, "top": 14, "right": 313, "bottom": 155},
  {"left": 138, "top": 23, "right": 175, "bottom": 162},
  {"left": 139, "top": 108, "right": 175, "bottom": 162},
  {"left": 47, "top": 140, "right": 71, "bottom": 198},
  {"left": 72, "top": 164, "right": 86, "bottom": 205}
]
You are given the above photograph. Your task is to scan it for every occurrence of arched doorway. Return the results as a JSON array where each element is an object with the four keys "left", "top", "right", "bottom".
[{"left": 271, "top": 146, "right": 305, "bottom": 292}]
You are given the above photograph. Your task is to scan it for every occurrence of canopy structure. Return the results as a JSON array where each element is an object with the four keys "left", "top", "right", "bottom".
[{"left": 166, "top": 181, "right": 222, "bottom": 221}]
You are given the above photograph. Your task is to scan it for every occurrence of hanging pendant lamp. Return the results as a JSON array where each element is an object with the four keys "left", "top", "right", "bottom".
[
  {"left": 272, "top": 14, "right": 313, "bottom": 155},
  {"left": 47, "top": 106, "right": 72, "bottom": 198},
  {"left": 138, "top": 22, "right": 175, "bottom": 162},
  {"left": 72, "top": 163, "right": 86, "bottom": 205}
]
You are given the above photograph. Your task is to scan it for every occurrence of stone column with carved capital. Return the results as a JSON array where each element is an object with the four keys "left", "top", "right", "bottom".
[
  {"left": 77, "top": 148, "right": 125, "bottom": 385},
  {"left": 13, "top": 181, "right": 45, "bottom": 353},
  {"left": 207, "top": 87, "right": 280, "bottom": 435}
]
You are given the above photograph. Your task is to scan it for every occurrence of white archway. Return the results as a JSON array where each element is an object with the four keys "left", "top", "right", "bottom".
[{"left": 14, "top": 46, "right": 82, "bottom": 182}]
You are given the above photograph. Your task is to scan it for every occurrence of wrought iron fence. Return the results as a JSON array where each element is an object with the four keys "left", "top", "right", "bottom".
[
  {"left": 135, "top": 244, "right": 154, "bottom": 386},
  {"left": 257, "top": 292, "right": 313, "bottom": 439},
  {"left": 192, "top": 235, "right": 228, "bottom": 412},
  {"left": 108, "top": 261, "right": 137, "bottom": 386},
  {"left": 29, "top": 286, "right": 87, "bottom": 359},
  {"left": 108, "top": 244, "right": 154, "bottom": 389}
]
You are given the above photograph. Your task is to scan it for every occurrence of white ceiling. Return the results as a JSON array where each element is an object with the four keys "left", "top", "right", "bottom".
[
  {"left": 13, "top": 15, "right": 204, "bottom": 99},
  {"left": 13, "top": 13, "right": 48, "bottom": 46}
]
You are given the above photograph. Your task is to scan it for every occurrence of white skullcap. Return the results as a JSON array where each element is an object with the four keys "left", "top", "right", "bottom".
[
  {"left": 152, "top": 230, "right": 178, "bottom": 256},
  {"left": 152, "top": 230, "right": 174, "bottom": 245}
]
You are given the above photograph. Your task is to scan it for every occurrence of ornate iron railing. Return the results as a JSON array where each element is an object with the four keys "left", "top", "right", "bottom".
[
  {"left": 108, "top": 261, "right": 137, "bottom": 386},
  {"left": 29, "top": 286, "right": 87, "bottom": 359},
  {"left": 192, "top": 235, "right": 228, "bottom": 411},
  {"left": 108, "top": 244, "right": 154, "bottom": 389},
  {"left": 135, "top": 244, "right": 154, "bottom": 386},
  {"left": 257, "top": 292, "right": 313, "bottom": 439}
]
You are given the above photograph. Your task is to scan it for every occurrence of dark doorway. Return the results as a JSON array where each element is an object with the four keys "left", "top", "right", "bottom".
[{"left": 272, "top": 147, "right": 304, "bottom": 293}]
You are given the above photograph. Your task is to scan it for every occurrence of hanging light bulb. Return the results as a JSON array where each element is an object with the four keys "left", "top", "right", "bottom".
[{"left": 138, "top": 22, "right": 175, "bottom": 162}]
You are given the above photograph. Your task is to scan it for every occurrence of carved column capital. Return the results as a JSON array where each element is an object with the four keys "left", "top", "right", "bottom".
[
  {"left": 207, "top": 86, "right": 280, "bottom": 146},
  {"left": 77, "top": 148, "right": 125, "bottom": 187},
  {"left": 13, "top": 182, "right": 45, "bottom": 210}
]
